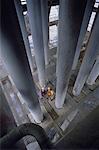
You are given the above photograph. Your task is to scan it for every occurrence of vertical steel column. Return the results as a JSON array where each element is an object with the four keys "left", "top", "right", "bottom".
[
  {"left": 55, "top": 0, "right": 87, "bottom": 108},
  {"left": 72, "top": 0, "right": 95, "bottom": 70},
  {"left": 73, "top": 13, "right": 99, "bottom": 96},
  {"left": 41, "top": 0, "right": 49, "bottom": 65},
  {"left": 27, "top": 0, "right": 46, "bottom": 87},
  {"left": 1, "top": 0, "right": 43, "bottom": 123},
  {"left": 14, "top": 0, "right": 35, "bottom": 73},
  {"left": 87, "top": 56, "right": 99, "bottom": 85}
]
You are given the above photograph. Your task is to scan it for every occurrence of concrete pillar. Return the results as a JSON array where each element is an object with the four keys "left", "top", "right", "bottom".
[
  {"left": 72, "top": 0, "right": 95, "bottom": 70},
  {"left": 55, "top": 0, "right": 87, "bottom": 108},
  {"left": 87, "top": 56, "right": 99, "bottom": 85},
  {"left": 73, "top": 13, "right": 99, "bottom": 96},
  {"left": 14, "top": 0, "right": 35, "bottom": 73},
  {"left": 41, "top": 0, "right": 49, "bottom": 65},
  {"left": 1, "top": 0, "right": 43, "bottom": 123},
  {"left": 27, "top": 0, "right": 46, "bottom": 87}
]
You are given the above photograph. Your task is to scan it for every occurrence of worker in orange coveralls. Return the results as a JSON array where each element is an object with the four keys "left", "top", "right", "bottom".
[{"left": 47, "top": 87, "right": 55, "bottom": 101}]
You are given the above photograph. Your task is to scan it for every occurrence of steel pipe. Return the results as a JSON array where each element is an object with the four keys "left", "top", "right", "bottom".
[
  {"left": 0, "top": 123, "right": 52, "bottom": 150},
  {"left": 27, "top": 0, "right": 46, "bottom": 87},
  {"left": 1, "top": 0, "right": 43, "bottom": 123},
  {"left": 73, "top": 13, "right": 99, "bottom": 96},
  {"left": 72, "top": 0, "right": 95, "bottom": 70},
  {"left": 55, "top": 0, "right": 87, "bottom": 108},
  {"left": 41, "top": 0, "right": 49, "bottom": 65},
  {"left": 87, "top": 56, "right": 99, "bottom": 85}
]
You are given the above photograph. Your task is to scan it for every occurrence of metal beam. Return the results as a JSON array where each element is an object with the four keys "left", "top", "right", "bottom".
[{"left": 49, "top": 20, "right": 58, "bottom": 26}]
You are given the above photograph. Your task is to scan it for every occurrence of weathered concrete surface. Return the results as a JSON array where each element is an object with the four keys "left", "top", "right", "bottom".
[{"left": 55, "top": 106, "right": 99, "bottom": 149}]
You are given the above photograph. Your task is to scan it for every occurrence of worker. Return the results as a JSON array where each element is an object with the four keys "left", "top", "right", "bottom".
[
  {"left": 41, "top": 87, "right": 46, "bottom": 97},
  {"left": 47, "top": 87, "right": 55, "bottom": 101}
]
